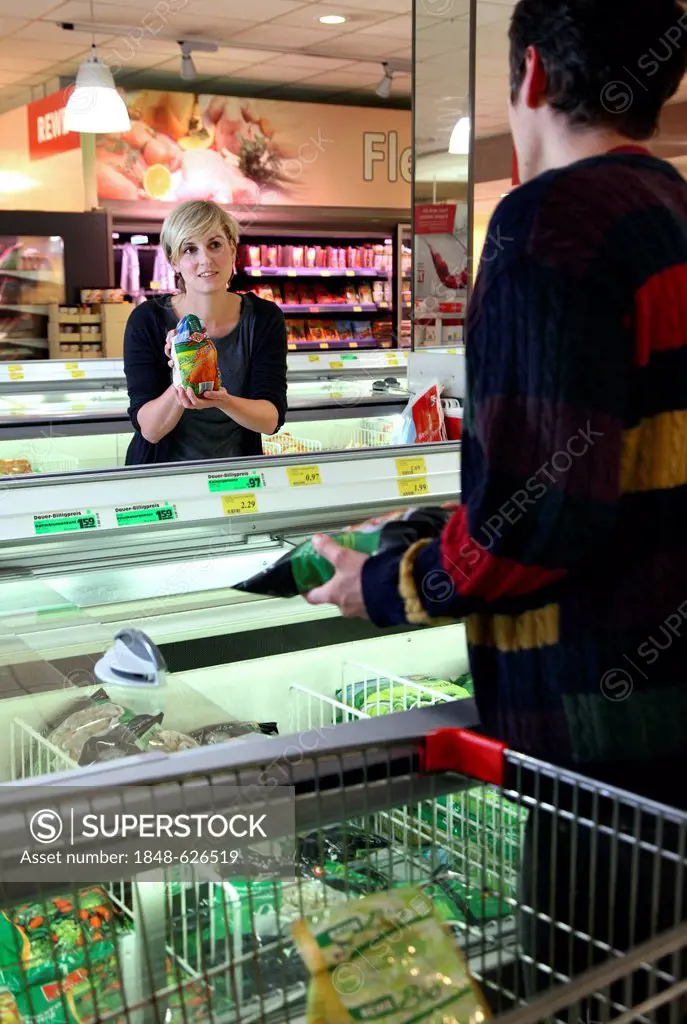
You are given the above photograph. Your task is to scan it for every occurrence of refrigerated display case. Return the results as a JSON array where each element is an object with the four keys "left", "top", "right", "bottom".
[
  {"left": 0, "top": 351, "right": 410, "bottom": 472},
  {"left": 0, "top": 234, "right": 66, "bottom": 360}
]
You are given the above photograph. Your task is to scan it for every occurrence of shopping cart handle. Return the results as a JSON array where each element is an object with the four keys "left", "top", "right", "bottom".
[{"left": 419, "top": 727, "right": 507, "bottom": 786}]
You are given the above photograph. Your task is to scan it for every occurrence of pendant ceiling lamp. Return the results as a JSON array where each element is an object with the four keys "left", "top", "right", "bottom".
[
  {"left": 64, "top": 0, "right": 130, "bottom": 134},
  {"left": 448, "top": 117, "right": 470, "bottom": 155}
]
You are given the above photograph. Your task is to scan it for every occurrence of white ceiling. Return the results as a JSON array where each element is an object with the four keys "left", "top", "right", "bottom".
[{"left": 0, "top": 0, "right": 684, "bottom": 140}]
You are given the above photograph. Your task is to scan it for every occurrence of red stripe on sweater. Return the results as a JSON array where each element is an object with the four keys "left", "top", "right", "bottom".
[
  {"left": 634, "top": 264, "right": 687, "bottom": 368},
  {"left": 439, "top": 506, "right": 566, "bottom": 601}
]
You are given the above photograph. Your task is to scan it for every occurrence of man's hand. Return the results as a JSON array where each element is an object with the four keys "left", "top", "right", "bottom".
[{"left": 304, "top": 535, "right": 369, "bottom": 619}]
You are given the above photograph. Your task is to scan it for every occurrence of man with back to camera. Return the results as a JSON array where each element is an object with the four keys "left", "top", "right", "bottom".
[{"left": 305, "top": 0, "right": 687, "bottom": 1015}]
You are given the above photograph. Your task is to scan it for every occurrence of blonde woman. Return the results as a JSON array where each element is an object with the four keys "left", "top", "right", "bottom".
[{"left": 124, "top": 199, "right": 287, "bottom": 465}]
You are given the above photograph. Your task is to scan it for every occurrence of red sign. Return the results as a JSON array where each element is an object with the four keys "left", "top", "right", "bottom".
[
  {"left": 27, "top": 89, "right": 80, "bottom": 161},
  {"left": 414, "top": 203, "right": 457, "bottom": 236}
]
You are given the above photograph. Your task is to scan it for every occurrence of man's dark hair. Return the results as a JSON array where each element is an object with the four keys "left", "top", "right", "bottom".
[{"left": 509, "top": 0, "right": 687, "bottom": 139}]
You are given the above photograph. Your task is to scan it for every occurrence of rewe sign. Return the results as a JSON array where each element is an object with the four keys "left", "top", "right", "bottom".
[{"left": 27, "top": 90, "right": 80, "bottom": 161}]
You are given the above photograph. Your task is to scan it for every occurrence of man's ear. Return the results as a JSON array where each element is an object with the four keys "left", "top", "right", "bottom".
[{"left": 523, "top": 45, "right": 548, "bottom": 110}]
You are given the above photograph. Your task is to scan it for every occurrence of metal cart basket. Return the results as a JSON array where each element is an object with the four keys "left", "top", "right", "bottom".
[{"left": 0, "top": 707, "right": 685, "bottom": 1024}]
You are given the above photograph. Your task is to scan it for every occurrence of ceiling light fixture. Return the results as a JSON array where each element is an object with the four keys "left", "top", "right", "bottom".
[
  {"left": 64, "top": 0, "right": 130, "bottom": 134},
  {"left": 376, "top": 62, "right": 393, "bottom": 100},
  {"left": 178, "top": 39, "right": 219, "bottom": 82},
  {"left": 448, "top": 116, "right": 470, "bottom": 155},
  {"left": 319, "top": 13, "right": 347, "bottom": 24}
]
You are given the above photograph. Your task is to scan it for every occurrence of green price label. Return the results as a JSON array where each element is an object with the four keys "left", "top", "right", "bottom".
[
  {"left": 342, "top": 355, "right": 357, "bottom": 361},
  {"left": 208, "top": 472, "right": 264, "bottom": 493},
  {"left": 115, "top": 503, "right": 178, "bottom": 527},
  {"left": 34, "top": 510, "right": 100, "bottom": 536}
]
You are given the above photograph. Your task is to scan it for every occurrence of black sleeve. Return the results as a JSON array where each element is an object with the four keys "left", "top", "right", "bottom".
[
  {"left": 249, "top": 300, "right": 288, "bottom": 434},
  {"left": 123, "top": 302, "right": 170, "bottom": 432}
]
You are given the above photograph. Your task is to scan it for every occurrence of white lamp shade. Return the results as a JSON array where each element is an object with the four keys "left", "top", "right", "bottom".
[
  {"left": 448, "top": 117, "right": 470, "bottom": 156},
  {"left": 64, "top": 54, "right": 130, "bottom": 134}
]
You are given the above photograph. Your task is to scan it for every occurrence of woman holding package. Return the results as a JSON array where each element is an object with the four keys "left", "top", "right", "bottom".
[{"left": 124, "top": 199, "right": 287, "bottom": 465}]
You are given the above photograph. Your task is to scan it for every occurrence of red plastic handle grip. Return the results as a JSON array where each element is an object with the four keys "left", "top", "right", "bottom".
[{"left": 419, "top": 728, "right": 507, "bottom": 787}]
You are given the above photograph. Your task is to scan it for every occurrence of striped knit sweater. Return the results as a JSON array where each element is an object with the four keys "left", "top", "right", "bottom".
[{"left": 362, "top": 147, "right": 687, "bottom": 806}]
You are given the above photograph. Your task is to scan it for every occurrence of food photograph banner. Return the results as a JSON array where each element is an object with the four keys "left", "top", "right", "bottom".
[{"left": 95, "top": 90, "right": 411, "bottom": 209}]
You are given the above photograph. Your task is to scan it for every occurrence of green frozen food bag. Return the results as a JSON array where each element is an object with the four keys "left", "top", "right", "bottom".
[
  {"left": 171, "top": 314, "right": 222, "bottom": 397},
  {"left": 233, "top": 507, "right": 452, "bottom": 598}
]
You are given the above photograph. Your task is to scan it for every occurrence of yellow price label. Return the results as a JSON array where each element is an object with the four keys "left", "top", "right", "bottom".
[
  {"left": 7, "top": 364, "right": 22, "bottom": 372},
  {"left": 250, "top": 268, "right": 262, "bottom": 277},
  {"left": 320, "top": 270, "right": 331, "bottom": 277},
  {"left": 345, "top": 270, "right": 355, "bottom": 277},
  {"left": 288, "top": 344, "right": 297, "bottom": 351},
  {"left": 396, "top": 456, "right": 427, "bottom": 477},
  {"left": 222, "top": 493, "right": 258, "bottom": 516},
  {"left": 70, "top": 369, "right": 86, "bottom": 378},
  {"left": 308, "top": 354, "right": 320, "bottom": 363},
  {"left": 9, "top": 371, "right": 24, "bottom": 380},
  {"left": 320, "top": 342, "right": 329, "bottom": 349},
  {"left": 65, "top": 362, "right": 79, "bottom": 370},
  {"left": 329, "top": 361, "right": 344, "bottom": 369},
  {"left": 287, "top": 465, "right": 322, "bottom": 487},
  {"left": 287, "top": 270, "right": 297, "bottom": 277},
  {"left": 71, "top": 403, "right": 87, "bottom": 412},
  {"left": 398, "top": 476, "right": 429, "bottom": 498},
  {"left": 353, "top": 305, "right": 362, "bottom": 312},
  {"left": 349, "top": 342, "right": 358, "bottom": 349}
]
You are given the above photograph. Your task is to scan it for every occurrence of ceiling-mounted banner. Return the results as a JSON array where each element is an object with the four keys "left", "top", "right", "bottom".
[{"left": 95, "top": 90, "right": 411, "bottom": 210}]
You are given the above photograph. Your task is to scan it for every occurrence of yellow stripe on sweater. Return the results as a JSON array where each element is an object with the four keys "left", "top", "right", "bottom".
[
  {"left": 621, "top": 410, "right": 687, "bottom": 493},
  {"left": 466, "top": 604, "right": 560, "bottom": 652}
]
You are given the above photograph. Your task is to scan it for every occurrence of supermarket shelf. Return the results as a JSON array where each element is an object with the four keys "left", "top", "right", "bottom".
[
  {"left": 242, "top": 266, "right": 390, "bottom": 278},
  {"left": 0, "top": 304, "right": 50, "bottom": 315},
  {"left": 281, "top": 303, "right": 382, "bottom": 315},
  {"left": 287, "top": 339, "right": 392, "bottom": 351}
]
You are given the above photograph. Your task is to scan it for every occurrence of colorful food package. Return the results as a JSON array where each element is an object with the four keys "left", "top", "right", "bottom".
[
  {"left": 393, "top": 381, "right": 447, "bottom": 444},
  {"left": 291, "top": 885, "right": 491, "bottom": 1024},
  {"left": 171, "top": 314, "right": 222, "bottom": 397},
  {"left": 233, "top": 506, "right": 451, "bottom": 598},
  {"left": 336, "top": 675, "right": 473, "bottom": 719},
  {"left": 0, "top": 888, "right": 132, "bottom": 1024},
  {"left": 44, "top": 687, "right": 198, "bottom": 767}
]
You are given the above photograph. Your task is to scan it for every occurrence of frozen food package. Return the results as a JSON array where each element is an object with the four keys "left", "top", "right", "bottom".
[
  {"left": 233, "top": 506, "right": 451, "bottom": 598},
  {"left": 171, "top": 314, "right": 222, "bottom": 397},
  {"left": 336, "top": 675, "right": 473, "bottom": 718},
  {"left": 44, "top": 687, "right": 197, "bottom": 766},
  {"left": 190, "top": 721, "right": 279, "bottom": 745},
  {"left": 392, "top": 381, "right": 447, "bottom": 445},
  {"left": 291, "top": 885, "right": 491, "bottom": 1024}
]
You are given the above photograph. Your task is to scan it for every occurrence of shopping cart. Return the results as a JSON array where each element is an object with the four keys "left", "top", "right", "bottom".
[{"left": 0, "top": 709, "right": 685, "bottom": 1024}]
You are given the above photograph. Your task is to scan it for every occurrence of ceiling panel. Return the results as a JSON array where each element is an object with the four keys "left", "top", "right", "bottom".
[
  {"left": 317, "top": 0, "right": 412, "bottom": 12},
  {"left": 355, "top": 15, "right": 413, "bottom": 40},
  {"left": 228, "top": 23, "right": 339, "bottom": 48}
]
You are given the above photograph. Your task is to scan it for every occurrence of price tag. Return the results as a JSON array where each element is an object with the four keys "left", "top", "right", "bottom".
[
  {"left": 320, "top": 270, "right": 331, "bottom": 277},
  {"left": 349, "top": 342, "right": 358, "bottom": 349},
  {"left": 310, "top": 306, "right": 320, "bottom": 313},
  {"left": 320, "top": 342, "right": 329, "bottom": 350},
  {"left": 33, "top": 509, "right": 100, "bottom": 536},
  {"left": 70, "top": 403, "right": 87, "bottom": 412},
  {"left": 7, "top": 364, "right": 22, "bottom": 372},
  {"left": 308, "top": 354, "right": 320, "bottom": 363},
  {"left": 222, "top": 493, "right": 258, "bottom": 516},
  {"left": 70, "top": 369, "right": 86, "bottom": 379},
  {"left": 208, "top": 471, "right": 264, "bottom": 493},
  {"left": 287, "top": 465, "right": 322, "bottom": 487},
  {"left": 379, "top": 301, "right": 389, "bottom": 308},
  {"left": 287, "top": 270, "right": 297, "bottom": 277},
  {"left": 288, "top": 344, "right": 297, "bottom": 351},
  {"left": 345, "top": 270, "right": 355, "bottom": 277},
  {"left": 116, "top": 502, "right": 178, "bottom": 527},
  {"left": 342, "top": 355, "right": 357, "bottom": 361},
  {"left": 65, "top": 362, "right": 79, "bottom": 370},
  {"left": 9, "top": 370, "right": 24, "bottom": 380},
  {"left": 398, "top": 477, "right": 429, "bottom": 498},
  {"left": 396, "top": 456, "right": 427, "bottom": 477},
  {"left": 353, "top": 305, "right": 362, "bottom": 313},
  {"left": 250, "top": 269, "right": 262, "bottom": 277},
  {"left": 329, "top": 361, "right": 344, "bottom": 369}
]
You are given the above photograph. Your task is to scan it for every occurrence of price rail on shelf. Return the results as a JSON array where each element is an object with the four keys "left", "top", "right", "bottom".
[{"left": 0, "top": 446, "right": 461, "bottom": 543}]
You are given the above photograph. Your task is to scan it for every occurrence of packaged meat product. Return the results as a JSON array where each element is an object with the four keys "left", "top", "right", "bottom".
[
  {"left": 291, "top": 885, "right": 491, "bottom": 1024},
  {"left": 171, "top": 314, "right": 222, "bottom": 397},
  {"left": 233, "top": 506, "right": 451, "bottom": 598}
]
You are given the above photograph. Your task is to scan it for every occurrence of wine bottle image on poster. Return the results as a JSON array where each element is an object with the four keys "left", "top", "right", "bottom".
[{"left": 413, "top": 203, "right": 468, "bottom": 349}]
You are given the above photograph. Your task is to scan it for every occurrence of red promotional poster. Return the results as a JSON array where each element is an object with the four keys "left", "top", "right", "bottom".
[
  {"left": 413, "top": 203, "right": 469, "bottom": 323},
  {"left": 27, "top": 89, "right": 80, "bottom": 162}
]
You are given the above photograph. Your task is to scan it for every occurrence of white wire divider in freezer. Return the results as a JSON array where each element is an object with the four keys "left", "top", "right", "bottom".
[{"left": 2, "top": 706, "right": 687, "bottom": 1024}]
